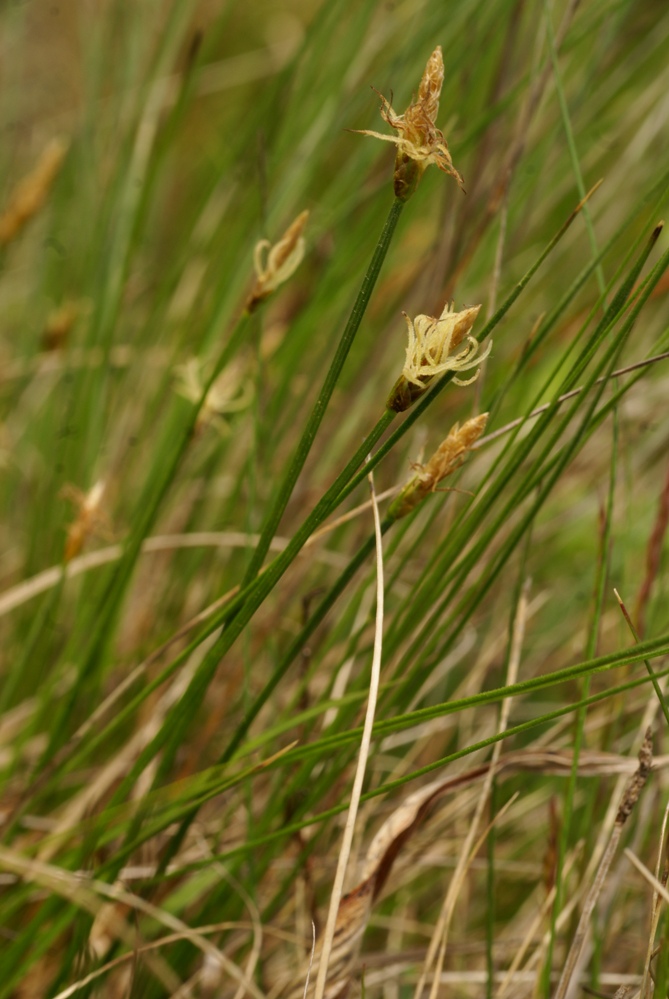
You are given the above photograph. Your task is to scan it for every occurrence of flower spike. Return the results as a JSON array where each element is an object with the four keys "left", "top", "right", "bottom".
[
  {"left": 387, "top": 302, "right": 490, "bottom": 412},
  {"left": 246, "top": 210, "right": 309, "bottom": 313},
  {"left": 388, "top": 414, "right": 488, "bottom": 520},
  {"left": 353, "top": 46, "right": 464, "bottom": 201},
  {"left": 0, "top": 138, "right": 67, "bottom": 246}
]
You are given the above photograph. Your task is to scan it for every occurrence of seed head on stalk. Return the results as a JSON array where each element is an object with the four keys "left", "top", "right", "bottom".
[
  {"left": 246, "top": 210, "right": 309, "bottom": 312},
  {"left": 388, "top": 414, "right": 488, "bottom": 520},
  {"left": 353, "top": 46, "right": 464, "bottom": 201},
  {"left": 387, "top": 302, "right": 489, "bottom": 412},
  {"left": 0, "top": 138, "right": 68, "bottom": 246}
]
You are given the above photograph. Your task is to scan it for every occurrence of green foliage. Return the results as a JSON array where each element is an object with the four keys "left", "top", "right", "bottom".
[{"left": 1, "top": 0, "right": 669, "bottom": 995}]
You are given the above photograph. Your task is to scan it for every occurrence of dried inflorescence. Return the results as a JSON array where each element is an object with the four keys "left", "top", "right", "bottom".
[
  {"left": 616, "top": 727, "right": 653, "bottom": 826},
  {"left": 354, "top": 46, "right": 464, "bottom": 201},
  {"left": 0, "top": 138, "right": 68, "bottom": 246},
  {"left": 387, "top": 302, "right": 489, "bottom": 412},
  {"left": 388, "top": 413, "right": 488, "bottom": 520},
  {"left": 61, "top": 480, "right": 111, "bottom": 563},
  {"left": 246, "top": 210, "right": 309, "bottom": 312},
  {"left": 42, "top": 300, "right": 80, "bottom": 351}
]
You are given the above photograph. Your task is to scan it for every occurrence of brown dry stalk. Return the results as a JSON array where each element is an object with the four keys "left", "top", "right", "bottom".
[
  {"left": 640, "top": 800, "right": 669, "bottom": 999},
  {"left": 552, "top": 729, "right": 653, "bottom": 999},
  {"left": 0, "top": 138, "right": 67, "bottom": 245},
  {"left": 634, "top": 458, "right": 669, "bottom": 637},
  {"left": 418, "top": 578, "right": 530, "bottom": 999},
  {"left": 311, "top": 470, "right": 385, "bottom": 999},
  {"left": 283, "top": 743, "right": 666, "bottom": 999}
]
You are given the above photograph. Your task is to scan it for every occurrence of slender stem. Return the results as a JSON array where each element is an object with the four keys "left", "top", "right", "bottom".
[
  {"left": 222, "top": 522, "right": 389, "bottom": 764},
  {"left": 544, "top": 0, "right": 606, "bottom": 300},
  {"left": 242, "top": 197, "right": 404, "bottom": 585},
  {"left": 313, "top": 471, "right": 384, "bottom": 999},
  {"left": 614, "top": 589, "right": 669, "bottom": 729},
  {"left": 41, "top": 313, "right": 250, "bottom": 758},
  {"left": 543, "top": 400, "right": 617, "bottom": 996}
]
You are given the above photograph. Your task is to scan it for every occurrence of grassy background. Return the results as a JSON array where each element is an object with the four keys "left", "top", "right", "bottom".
[{"left": 1, "top": 0, "right": 669, "bottom": 996}]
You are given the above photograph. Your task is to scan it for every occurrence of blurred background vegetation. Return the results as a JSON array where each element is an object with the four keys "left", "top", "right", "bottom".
[{"left": 1, "top": 0, "right": 669, "bottom": 996}]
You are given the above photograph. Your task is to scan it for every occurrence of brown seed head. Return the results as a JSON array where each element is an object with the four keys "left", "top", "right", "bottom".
[
  {"left": 0, "top": 138, "right": 68, "bottom": 246},
  {"left": 353, "top": 47, "right": 464, "bottom": 200},
  {"left": 61, "top": 480, "right": 110, "bottom": 563},
  {"left": 616, "top": 727, "right": 652, "bottom": 826},
  {"left": 42, "top": 300, "right": 79, "bottom": 351},
  {"left": 388, "top": 413, "right": 488, "bottom": 520},
  {"left": 246, "top": 210, "right": 309, "bottom": 312}
]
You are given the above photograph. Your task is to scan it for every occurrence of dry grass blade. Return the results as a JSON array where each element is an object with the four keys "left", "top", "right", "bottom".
[
  {"left": 51, "top": 922, "right": 300, "bottom": 999},
  {"left": 640, "top": 800, "right": 669, "bottom": 999},
  {"left": 310, "top": 468, "right": 385, "bottom": 999},
  {"left": 0, "top": 846, "right": 180, "bottom": 995},
  {"left": 280, "top": 739, "right": 648, "bottom": 999},
  {"left": 416, "top": 577, "right": 530, "bottom": 999},
  {"left": 0, "top": 530, "right": 348, "bottom": 620},
  {"left": 0, "top": 844, "right": 265, "bottom": 999},
  {"left": 553, "top": 729, "right": 653, "bottom": 999}
]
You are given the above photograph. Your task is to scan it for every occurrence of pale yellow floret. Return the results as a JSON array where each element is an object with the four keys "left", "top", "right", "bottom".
[
  {"left": 401, "top": 303, "right": 490, "bottom": 388},
  {"left": 246, "top": 210, "right": 309, "bottom": 311},
  {"left": 174, "top": 357, "right": 252, "bottom": 433}
]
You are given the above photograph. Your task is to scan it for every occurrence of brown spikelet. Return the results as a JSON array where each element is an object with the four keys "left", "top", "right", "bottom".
[
  {"left": 353, "top": 46, "right": 464, "bottom": 200},
  {"left": 417, "top": 46, "right": 444, "bottom": 122},
  {"left": 0, "top": 139, "right": 67, "bottom": 246},
  {"left": 616, "top": 727, "right": 652, "bottom": 826},
  {"left": 41, "top": 300, "right": 79, "bottom": 352},
  {"left": 246, "top": 210, "right": 309, "bottom": 312},
  {"left": 61, "top": 481, "right": 111, "bottom": 563},
  {"left": 388, "top": 413, "right": 488, "bottom": 520}
]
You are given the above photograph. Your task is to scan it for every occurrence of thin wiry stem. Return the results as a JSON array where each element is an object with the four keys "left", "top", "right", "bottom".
[
  {"left": 474, "top": 351, "right": 669, "bottom": 448},
  {"left": 312, "top": 468, "right": 385, "bottom": 999},
  {"left": 641, "top": 801, "right": 669, "bottom": 999},
  {"left": 416, "top": 578, "right": 530, "bottom": 999},
  {"left": 553, "top": 731, "right": 652, "bottom": 999},
  {"left": 615, "top": 589, "right": 669, "bottom": 730},
  {"left": 242, "top": 198, "right": 403, "bottom": 587}
]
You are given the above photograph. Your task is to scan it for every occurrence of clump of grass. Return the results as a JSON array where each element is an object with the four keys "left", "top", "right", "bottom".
[{"left": 0, "top": 3, "right": 669, "bottom": 998}]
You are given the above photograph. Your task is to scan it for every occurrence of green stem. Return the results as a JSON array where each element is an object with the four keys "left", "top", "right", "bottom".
[
  {"left": 149, "top": 663, "right": 669, "bottom": 876},
  {"left": 544, "top": 0, "right": 606, "bottom": 301},
  {"left": 242, "top": 197, "right": 404, "bottom": 585},
  {"left": 616, "top": 596, "right": 669, "bottom": 730},
  {"left": 223, "top": 521, "right": 389, "bottom": 763},
  {"left": 31, "top": 184, "right": 587, "bottom": 794},
  {"left": 542, "top": 403, "right": 618, "bottom": 997},
  {"left": 41, "top": 313, "right": 251, "bottom": 758}
]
